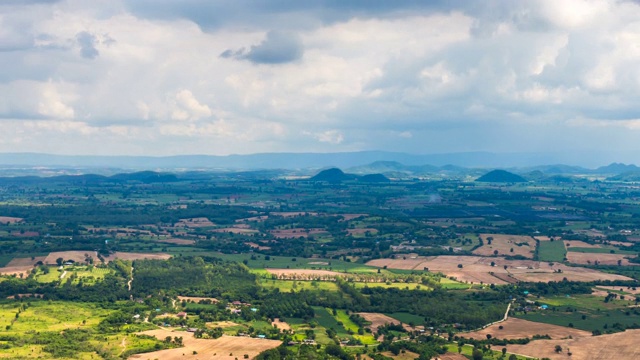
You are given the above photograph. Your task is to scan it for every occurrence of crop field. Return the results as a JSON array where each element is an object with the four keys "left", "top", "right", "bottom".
[
  {"left": 385, "top": 312, "right": 425, "bottom": 326},
  {"left": 462, "top": 318, "right": 590, "bottom": 340},
  {"left": 103, "top": 252, "right": 172, "bottom": 262},
  {"left": 367, "top": 256, "right": 632, "bottom": 284},
  {"left": 0, "top": 301, "right": 111, "bottom": 334},
  {"left": 473, "top": 234, "right": 537, "bottom": 258},
  {"left": 504, "top": 329, "right": 640, "bottom": 360},
  {"left": 566, "top": 252, "right": 635, "bottom": 265},
  {"left": 44, "top": 251, "right": 96, "bottom": 265},
  {"left": 537, "top": 240, "right": 567, "bottom": 262},
  {"left": 516, "top": 309, "right": 640, "bottom": 332},
  {"left": 259, "top": 279, "right": 339, "bottom": 292},
  {"left": 313, "top": 307, "right": 350, "bottom": 336},
  {"left": 355, "top": 312, "right": 402, "bottom": 332},
  {"left": 130, "top": 330, "right": 281, "bottom": 360},
  {"left": 334, "top": 310, "right": 377, "bottom": 344}
]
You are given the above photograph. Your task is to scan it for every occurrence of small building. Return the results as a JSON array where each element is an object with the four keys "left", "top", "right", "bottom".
[{"left": 177, "top": 311, "right": 187, "bottom": 318}]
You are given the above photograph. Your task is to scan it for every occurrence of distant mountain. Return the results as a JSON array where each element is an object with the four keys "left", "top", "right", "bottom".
[
  {"left": 476, "top": 170, "right": 527, "bottom": 183},
  {"left": 0, "top": 151, "right": 625, "bottom": 170},
  {"left": 596, "top": 163, "right": 640, "bottom": 174},
  {"left": 359, "top": 173, "right": 391, "bottom": 182},
  {"left": 309, "top": 168, "right": 356, "bottom": 182},
  {"left": 527, "top": 164, "right": 590, "bottom": 174}
]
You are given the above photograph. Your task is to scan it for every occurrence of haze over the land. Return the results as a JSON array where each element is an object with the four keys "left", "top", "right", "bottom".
[{"left": 2, "top": 0, "right": 640, "bottom": 163}]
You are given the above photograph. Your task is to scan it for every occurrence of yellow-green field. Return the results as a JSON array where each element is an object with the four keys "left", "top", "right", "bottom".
[{"left": 259, "top": 279, "right": 340, "bottom": 292}]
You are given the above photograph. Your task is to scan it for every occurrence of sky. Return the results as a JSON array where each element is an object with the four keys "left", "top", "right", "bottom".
[{"left": 2, "top": 0, "right": 640, "bottom": 160}]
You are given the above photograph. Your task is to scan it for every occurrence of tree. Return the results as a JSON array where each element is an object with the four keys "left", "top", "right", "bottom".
[
  {"left": 502, "top": 348, "right": 507, "bottom": 356},
  {"left": 56, "top": 257, "right": 64, "bottom": 266},
  {"left": 508, "top": 355, "right": 517, "bottom": 360},
  {"left": 472, "top": 349, "right": 483, "bottom": 360},
  {"left": 555, "top": 345, "right": 563, "bottom": 353}
]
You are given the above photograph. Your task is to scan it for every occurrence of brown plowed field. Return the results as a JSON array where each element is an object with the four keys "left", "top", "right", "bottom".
[
  {"left": 473, "top": 234, "right": 536, "bottom": 258},
  {"left": 566, "top": 252, "right": 635, "bottom": 266},
  {"left": 178, "top": 296, "right": 218, "bottom": 303},
  {"left": 462, "top": 318, "right": 590, "bottom": 340},
  {"left": 0, "top": 216, "right": 23, "bottom": 224},
  {"left": 355, "top": 312, "right": 401, "bottom": 332},
  {"left": 129, "top": 330, "right": 280, "bottom": 360},
  {"left": 44, "top": 251, "right": 96, "bottom": 264},
  {"left": 6, "top": 256, "right": 46, "bottom": 267},
  {"left": 104, "top": 252, "right": 171, "bottom": 262},
  {"left": 504, "top": 329, "right": 640, "bottom": 360}
]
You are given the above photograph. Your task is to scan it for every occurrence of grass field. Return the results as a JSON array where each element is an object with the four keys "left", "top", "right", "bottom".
[
  {"left": 568, "top": 247, "right": 637, "bottom": 255},
  {"left": 334, "top": 310, "right": 377, "bottom": 344},
  {"left": 259, "top": 279, "right": 339, "bottom": 292},
  {"left": 537, "top": 240, "right": 567, "bottom": 262},
  {"left": 352, "top": 281, "right": 429, "bottom": 291},
  {"left": 0, "top": 301, "right": 112, "bottom": 334},
  {"left": 385, "top": 312, "right": 425, "bottom": 325},
  {"left": 313, "top": 307, "right": 349, "bottom": 336},
  {"left": 517, "top": 310, "right": 640, "bottom": 332}
]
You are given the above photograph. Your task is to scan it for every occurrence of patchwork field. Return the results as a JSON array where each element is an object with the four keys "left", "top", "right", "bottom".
[
  {"left": 356, "top": 312, "right": 402, "bottom": 332},
  {"left": 474, "top": 234, "right": 537, "bottom": 258},
  {"left": 504, "top": 329, "right": 640, "bottom": 360},
  {"left": 130, "top": 330, "right": 280, "bottom": 360},
  {"left": 366, "top": 256, "right": 631, "bottom": 284},
  {"left": 462, "top": 318, "right": 590, "bottom": 340}
]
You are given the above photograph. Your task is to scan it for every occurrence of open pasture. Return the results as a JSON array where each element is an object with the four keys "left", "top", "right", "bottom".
[
  {"left": 504, "top": 329, "right": 640, "bottom": 360},
  {"left": 462, "top": 318, "right": 590, "bottom": 340},
  {"left": 130, "top": 330, "right": 281, "bottom": 360},
  {"left": 473, "top": 234, "right": 536, "bottom": 258},
  {"left": 156, "top": 238, "right": 196, "bottom": 245},
  {"left": 537, "top": 240, "right": 567, "bottom": 262}
]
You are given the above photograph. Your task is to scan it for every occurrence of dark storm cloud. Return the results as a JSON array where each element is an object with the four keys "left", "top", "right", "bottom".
[
  {"left": 76, "top": 31, "right": 99, "bottom": 59},
  {"left": 221, "top": 31, "right": 303, "bottom": 64}
]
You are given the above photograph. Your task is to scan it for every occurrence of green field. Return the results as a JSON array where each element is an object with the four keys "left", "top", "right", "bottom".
[
  {"left": 537, "top": 240, "right": 567, "bottom": 262},
  {"left": 259, "top": 279, "right": 339, "bottom": 292},
  {"left": 385, "top": 312, "right": 425, "bottom": 325},
  {"left": 446, "top": 343, "right": 534, "bottom": 359},
  {"left": 352, "top": 281, "right": 429, "bottom": 291},
  {"left": 517, "top": 309, "right": 640, "bottom": 332},
  {"left": 568, "top": 247, "right": 638, "bottom": 255}
]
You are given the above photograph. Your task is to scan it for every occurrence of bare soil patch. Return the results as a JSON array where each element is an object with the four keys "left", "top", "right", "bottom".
[
  {"left": 0, "top": 216, "right": 23, "bottom": 224},
  {"left": 473, "top": 234, "right": 536, "bottom": 258},
  {"left": 6, "top": 256, "right": 46, "bottom": 267},
  {"left": 504, "top": 329, "right": 640, "bottom": 360},
  {"left": 463, "top": 318, "right": 590, "bottom": 340},
  {"left": 44, "top": 251, "right": 96, "bottom": 264},
  {"left": 566, "top": 252, "right": 635, "bottom": 266},
  {"left": 175, "top": 217, "right": 215, "bottom": 228},
  {"left": 594, "top": 286, "right": 640, "bottom": 295},
  {"left": 340, "top": 213, "right": 367, "bottom": 221},
  {"left": 271, "top": 318, "right": 291, "bottom": 331},
  {"left": 0, "top": 266, "right": 30, "bottom": 277},
  {"left": 129, "top": 330, "right": 280, "bottom": 360},
  {"left": 245, "top": 242, "right": 271, "bottom": 250},
  {"left": 103, "top": 252, "right": 171, "bottom": 262},
  {"left": 356, "top": 312, "right": 401, "bottom": 332}
]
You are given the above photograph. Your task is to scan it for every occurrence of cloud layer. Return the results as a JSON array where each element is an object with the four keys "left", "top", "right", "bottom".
[{"left": 1, "top": 0, "right": 640, "bottom": 162}]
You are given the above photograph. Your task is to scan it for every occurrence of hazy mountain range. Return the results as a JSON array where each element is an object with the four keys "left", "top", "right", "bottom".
[{"left": 0, "top": 152, "right": 638, "bottom": 179}]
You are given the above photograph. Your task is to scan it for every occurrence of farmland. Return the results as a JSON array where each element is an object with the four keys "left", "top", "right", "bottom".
[{"left": 0, "top": 167, "right": 640, "bottom": 359}]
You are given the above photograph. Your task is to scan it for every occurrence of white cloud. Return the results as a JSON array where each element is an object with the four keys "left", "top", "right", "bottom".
[{"left": 1, "top": 0, "right": 640, "bottom": 158}]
